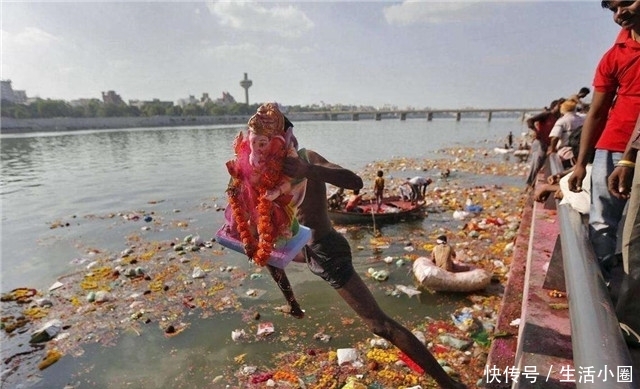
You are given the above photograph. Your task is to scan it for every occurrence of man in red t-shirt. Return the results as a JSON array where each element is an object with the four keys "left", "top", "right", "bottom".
[{"left": 569, "top": 1, "right": 640, "bottom": 276}]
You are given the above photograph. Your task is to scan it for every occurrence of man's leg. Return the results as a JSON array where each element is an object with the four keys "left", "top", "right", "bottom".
[
  {"left": 589, "top": 150, "right": 627, "bottom": 278},
  {"left": 411, "top": 184, "right": 419, "bottom": 203},
  {"left": 616, "top": 152, "right": 640, "bottom": 346},
  {"left": 525, "top": 139, "right": 544, "bottom": 187},
  {"left": 266, "top": 264, "right": 304, "bottom": 318},
  {"left": 335, "top": 272, "right": 466, "bottom": 389}
]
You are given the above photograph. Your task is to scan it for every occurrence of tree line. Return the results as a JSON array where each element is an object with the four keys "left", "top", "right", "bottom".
[{"left": 1, "top": 99, "right": 336, "bottom": 119}]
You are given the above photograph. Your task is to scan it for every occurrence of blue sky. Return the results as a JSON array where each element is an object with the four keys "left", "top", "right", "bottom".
[{"left": 1, "top": 1, "right": 622, "bottom": 109}]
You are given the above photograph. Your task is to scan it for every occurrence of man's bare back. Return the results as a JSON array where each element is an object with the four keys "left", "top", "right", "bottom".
[{"left": 283, "top": 149, "right": 362, "bottom": 241}]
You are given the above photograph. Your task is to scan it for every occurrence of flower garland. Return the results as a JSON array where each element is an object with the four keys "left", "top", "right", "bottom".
[{"left": 226, "top": 133, "right": 288, "bottom": 266}]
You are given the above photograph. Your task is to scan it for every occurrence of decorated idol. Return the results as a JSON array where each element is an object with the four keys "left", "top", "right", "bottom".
[{"left": 222, "top": 103, "right": 307, "bottom": 266}]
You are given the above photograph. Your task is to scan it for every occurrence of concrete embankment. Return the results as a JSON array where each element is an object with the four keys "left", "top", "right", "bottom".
[
  {"left": 485, "top": 182, "right": 574, "bottom": 388},
  {"left": 486, "top": 167, "right": 640, "bottom": 388}
]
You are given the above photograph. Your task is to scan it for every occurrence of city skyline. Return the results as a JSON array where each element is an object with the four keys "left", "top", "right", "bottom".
[{"left": 2, "top": 2, "right": 620, "bottom": 109}]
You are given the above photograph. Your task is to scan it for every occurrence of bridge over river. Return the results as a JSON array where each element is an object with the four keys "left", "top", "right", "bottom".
[{"left": 288, "top": 107, "right": 542, "bottom": 122}]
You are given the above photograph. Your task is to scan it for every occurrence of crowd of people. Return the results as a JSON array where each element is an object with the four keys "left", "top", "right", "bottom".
[{"left": 527, "top": 0, "right": 640, "bottom": 348}]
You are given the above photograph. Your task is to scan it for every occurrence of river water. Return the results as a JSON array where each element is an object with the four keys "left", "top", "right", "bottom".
[{"left": 1, "top": 118, "right": 527, "bottom": 388}]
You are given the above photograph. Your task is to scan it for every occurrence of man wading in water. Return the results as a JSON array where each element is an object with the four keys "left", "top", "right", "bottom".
[{"left": 264, "top": 110, "right": 467, "bottom": 388}]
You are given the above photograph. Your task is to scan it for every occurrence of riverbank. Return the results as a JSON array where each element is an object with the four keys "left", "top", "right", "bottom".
[
  {"left": 0, "top": 113, "right": 364, "bottom": 134},
  {"left": 0, "top": 112, "right": 527, "bottom": 134},
  {"left": 0, "top": 115, "right": 250, "bottom": 133},
  {"left": 1, "top": 113, "right": 354, "bottom": 133}
]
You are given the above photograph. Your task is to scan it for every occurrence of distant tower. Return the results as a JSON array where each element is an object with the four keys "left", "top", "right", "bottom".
[{"left": 239, "top": 73, "right": 252, "bottom": 105}]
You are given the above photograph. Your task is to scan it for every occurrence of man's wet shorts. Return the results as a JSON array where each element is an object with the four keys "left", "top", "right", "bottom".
[{"left": 304, "top": 229, "right": 355, "bottom": 289}]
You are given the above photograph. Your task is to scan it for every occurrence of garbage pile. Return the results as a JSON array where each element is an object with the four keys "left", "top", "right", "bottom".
[{"left": 224, "top": 294, "right": 504, "bottom": 389}]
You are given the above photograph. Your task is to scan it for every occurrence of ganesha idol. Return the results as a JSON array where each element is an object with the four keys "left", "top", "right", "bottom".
[{"left": 217, "top": 103, "right": 310, "bottom": 267}]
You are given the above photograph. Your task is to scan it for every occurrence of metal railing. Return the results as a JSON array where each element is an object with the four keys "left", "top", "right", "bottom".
[{"left": 549, "top": 155, "right": 634, "bottom": 388}]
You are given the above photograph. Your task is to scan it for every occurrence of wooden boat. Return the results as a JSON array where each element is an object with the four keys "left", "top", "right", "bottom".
[
  {"left": 412, "top": 256, "right": 491, "bottom": 292},
  {"left": 328, "top": 196, "right": 425, "bottom": 225}
]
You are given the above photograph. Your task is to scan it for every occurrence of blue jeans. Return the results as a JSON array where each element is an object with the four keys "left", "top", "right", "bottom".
[{"left": 589, "top": 149, "right": 628, "bottom": 263}]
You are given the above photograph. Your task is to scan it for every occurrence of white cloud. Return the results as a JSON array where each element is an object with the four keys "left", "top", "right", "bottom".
[
  {"left": 206, "top": 1, "right": 313, "bottom": 38},
  {"left": 3, "top": 26, "right": 61, "bottom": 47},
  {"left": 383, "top": 1, "right": 479, "bottom": 26}
]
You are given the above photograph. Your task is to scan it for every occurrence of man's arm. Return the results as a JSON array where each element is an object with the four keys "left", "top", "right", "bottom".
[
  {"left": 548, "top": 136, "right": 560, "bottom": 154},
  {"left": 527, "top": 111, "right": 548, "bottom": 130},
  {"left": 608, "top": 115, "right": 640, "bottom": 199},
  {"left": 548, "top": 120, "right": 564, "bottom": 154},
  {"left": 568, "top": 90, "right": 615, "bottom": 192},
  {"left": 283, "top": 149, "right": 363, "bottom": 190},
  {"left": 574, "top": 90, "right": 615, "bottom": 168}
]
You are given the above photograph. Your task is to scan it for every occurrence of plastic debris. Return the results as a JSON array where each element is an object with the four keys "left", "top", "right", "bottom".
[
  {"left": 453, "top": 210, "right": 470, "bottom": 220},
  {"left": 30, "top": 319, "right": 63, "bottom": 343},
  {"left": 367, "top": 268, "right": 389, "bottom": 281},
  {"left": 451, "top": 308, "right": 477, "bottom": 332},
  {"left": 256, "top": 322, "right": 274, "bottom": 337},
  {"left": 191, "top": 267, "right": 206, "bottom": 279},
  {"left": 48, "top": 281, "right": 64, "bottom": 291},
  {"left": 313, "top": 332, "right": 332, "bottom": 343},
  {"left": 395, "top": 284, "right": 421, "bottom": 298},
  {"left": 336, "top": 348, "right": 358, "bottom": 365},
  {"left": 369, "top": 337, "right": 390, "bottom": 349},
  {"left": 231, "top": 329, "right": 246, "bottom": 341}
]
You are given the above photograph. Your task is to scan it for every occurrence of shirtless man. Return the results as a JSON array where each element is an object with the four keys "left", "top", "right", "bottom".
[
  {"left": 431, "top": 235, "right": 469, "bottom": 273},
  {"left": 268, "top": 148, "right": 467, "bottom": 389}
]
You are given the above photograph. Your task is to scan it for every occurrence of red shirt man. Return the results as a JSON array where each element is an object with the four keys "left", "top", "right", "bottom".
[{"left": 593, "top": 27, "right": 640, "bottom": 152}]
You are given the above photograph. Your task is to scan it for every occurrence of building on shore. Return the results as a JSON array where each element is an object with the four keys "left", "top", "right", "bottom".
[
  {"left": 1, "top": 80, "right": 28, "bottom": 104},
  {"left": 176, "top": 91, "right": 237, "bottom": 108},
  {"left": 128, "top": 98, "right": 174, "bottom": 110},
  {"left": 101, "top": 90, "right": 125, "bottom": 105}
]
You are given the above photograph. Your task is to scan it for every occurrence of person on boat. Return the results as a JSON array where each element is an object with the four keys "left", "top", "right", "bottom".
[
  {"left": 399, "top": 181, "right": 412, "bottom": 201},
  {"left": 407, "top": 176, "right": 433, "bottom": 204},
  {"left": 327, "top": 187, "right": 345, "bottom": 210},
  {"left": 345, "top": 188, "right": 364, "bottom": 212},
  {"left": 431, "top": 235, "right": 469, "bottom": 273},
  {"left": 373, "top": 170, "right": 385, "bottom": 212},
  {"left": 275, "top": 137, "right": 467, "bottom": 389}
]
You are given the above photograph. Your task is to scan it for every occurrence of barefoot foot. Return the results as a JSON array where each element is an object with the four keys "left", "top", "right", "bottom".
[{"left": 275, "top": 304, "right": 305, "bottom": 319}]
